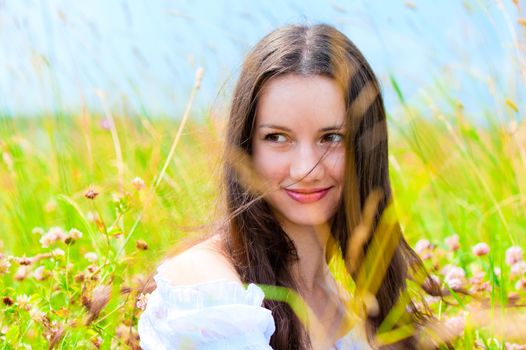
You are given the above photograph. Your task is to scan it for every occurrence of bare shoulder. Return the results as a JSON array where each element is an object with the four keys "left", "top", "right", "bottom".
[{"left": 158, "top": 235, "right": 242, "bottom": 286}]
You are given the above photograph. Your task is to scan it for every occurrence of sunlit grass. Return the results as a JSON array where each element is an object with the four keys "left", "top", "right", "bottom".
[{"left": 1, "top": 86, "right": 525, "bottom": 347}]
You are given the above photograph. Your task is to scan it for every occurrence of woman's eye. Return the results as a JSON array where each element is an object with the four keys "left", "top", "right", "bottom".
[
  {"left": 322, "top": 133, "right": 344, "bottom": 144},
  {"left": 264, "top": 133, "right": 288, "bottom": 143}
]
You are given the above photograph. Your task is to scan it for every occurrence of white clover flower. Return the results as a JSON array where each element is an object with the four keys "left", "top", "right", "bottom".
[
  {"left": 68, "top": 228, "right": 82, "bottom": 240},
  {"left": 52, "top": 248, "right": 65, "bottom": 257},
  {"left": 84, "top": 252, "right": 98, "bottom": 262}
]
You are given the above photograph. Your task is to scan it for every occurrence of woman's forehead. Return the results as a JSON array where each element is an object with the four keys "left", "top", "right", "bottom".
[{"left": 255, "top": 74, "right": 347, "bottom": 129}]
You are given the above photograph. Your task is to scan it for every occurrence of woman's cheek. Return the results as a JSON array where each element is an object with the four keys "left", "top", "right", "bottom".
[{"left": 254, "top": 150, "right": 290, "bottom": 181}]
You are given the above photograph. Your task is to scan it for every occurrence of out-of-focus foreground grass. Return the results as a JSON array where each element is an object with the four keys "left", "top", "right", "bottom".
[{"left": 0, "top": 85, "right": 525, "bottom": 348}]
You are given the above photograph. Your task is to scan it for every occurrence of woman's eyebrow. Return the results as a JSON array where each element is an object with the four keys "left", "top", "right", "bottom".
[{"left": 258, "top": 124, "right": 345, "bottom": 131}]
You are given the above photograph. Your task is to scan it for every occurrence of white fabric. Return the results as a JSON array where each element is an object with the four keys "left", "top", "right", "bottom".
[{"left": 138, "top": 263, "right": 372, "bottom": 350}]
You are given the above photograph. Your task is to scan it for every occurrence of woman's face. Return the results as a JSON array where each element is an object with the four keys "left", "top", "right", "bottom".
[{"left": 251, "top": 74, "right": 346, "bottom": 229}]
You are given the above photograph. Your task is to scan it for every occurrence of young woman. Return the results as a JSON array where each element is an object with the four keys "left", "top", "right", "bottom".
[{"left": 138, "top": 23, "right": 437, "bottom": 350}]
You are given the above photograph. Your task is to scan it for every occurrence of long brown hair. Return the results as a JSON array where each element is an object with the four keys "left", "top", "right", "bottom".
[{"left": 206, "top": 23, "right": 436, "bottom": 349}]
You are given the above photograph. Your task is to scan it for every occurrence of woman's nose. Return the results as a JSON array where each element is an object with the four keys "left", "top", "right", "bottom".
[{"left": 289, "top": 144, "right": 325, "bottom": 182}]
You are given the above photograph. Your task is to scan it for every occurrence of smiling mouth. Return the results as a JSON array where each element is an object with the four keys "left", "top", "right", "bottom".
[{"left": 284, "top": 187, "right": 332, "bottom": 203}]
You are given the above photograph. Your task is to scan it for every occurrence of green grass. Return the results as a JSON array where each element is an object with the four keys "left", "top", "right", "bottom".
[
  {"left": 0, "top": 95, "right": 525, "bottom": 348},
  {"left": 1, "top": 23, "right": 526, "bottom": 344}
]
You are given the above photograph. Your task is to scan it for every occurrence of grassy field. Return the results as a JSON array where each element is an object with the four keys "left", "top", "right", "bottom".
[{"left": 0, "top": 79, "right": 525, "bottom": 349}]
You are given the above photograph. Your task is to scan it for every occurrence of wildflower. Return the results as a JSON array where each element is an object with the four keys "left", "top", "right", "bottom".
[
  {"left": 131, "top": 177, "right": 146, "bottom": 191},
  {"left": 52, "top": 248, "right": 65, "bottom": 257},
  {"left": 472, "top": 242, "right": 490, "bottom": 256},
  {"left": 442, "top": 265, "right": 465, "bottom": 279},
  {"left": 136, "top": 240, "right": 148, "bottom": 250},
  {"left": 0, "top": 259, "right": 11, "bottom": 274},
  {"left": 32, "top": 227, "right": 45, "bottom": 235},
  {"left": 443, "top": 266, "right": 465, "bottom": 291},
  {"left": 66, "top": 228, "right": 82, "bottom": 242},
  {"left": 16, "top": 294, "right": 31, "bottom": 311},
  {"left": 84, "top": 252, "right": 98, "bottom": 262},
  {"left": 446, "top": 278, "right": 463, "bottom": 291},
  {"left": 511, "top": 261, "right": 526, "bottom": 278},
  {"left": 84, "top": 188, "right": 99, "bottom": 200},
  {"left": 445, "top": 234, "right": 460, "bottom": 251},
  {"left": 506, "top": 246, "right": 523, "bottom": 266},
  {"left": 470, "top": 271, "right": 485, "bottom": 284},
  {"left": 33, "top": 266, "right": 49, "bottom": 281},
  {"left": 414, "top": 239, "right": 433, "bottom": 260},
  {"left": 469, "top": 271, "right": 489, "bottom": 292},
  {"left": 515, "top": 278, "right": 526, "bottom": 291},
  {"left": 14, "top": 266, "right": 29, "bottom": 281},
  {"left": 415, "top": 239, "right": 431, "bottom": 254},
  {"left": 136, "top": 293, "right": 150, "bottom": 310},
  {"left": 29, "top": 307, "right": 46, "bottom": 322},
  {"left": 39, "top": 227, "right": 66, "bottom": 248}
]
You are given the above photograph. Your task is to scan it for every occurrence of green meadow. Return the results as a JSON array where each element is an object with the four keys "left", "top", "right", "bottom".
[
  {"left": 0, "top": 74, "right": 525, "bottom": 348},
  {"left": 1, "top": 4, "right": 526, "bottom": 348}
]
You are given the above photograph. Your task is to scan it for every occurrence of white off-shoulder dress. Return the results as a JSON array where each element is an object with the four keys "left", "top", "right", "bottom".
[{"left": 138, "top": 262, "right": 372, "bottom": 350}]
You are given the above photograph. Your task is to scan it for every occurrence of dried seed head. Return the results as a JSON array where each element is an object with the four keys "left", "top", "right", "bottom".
[
  {"left": 74, "top": 273, "right": 86, "bottom": 283},
  {"left": 85, "top": 285, "right": 111, "bottom": 325},
  {"left": 84, "top": 188, "right": 99, "bottom": 200},
  {"left": 2, "top": 296, "right": 13, "bottom": 306},
  {"left": 135, "top": 240, "right": 148, "bottom": 250},
  {"left": 16, "top": 256, "right": 32, "bottom": 265}
]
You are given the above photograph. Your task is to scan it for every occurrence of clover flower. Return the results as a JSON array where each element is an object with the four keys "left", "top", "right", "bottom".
[
  {"left": 511, "top": 261, "right": 526, "bottom": 278},
  {"left": 445, "top": 234, "right": 460, "bottom": 251},
  {"left": 33, "top": 266, "right": 49, "bottom": 281},
  {"left": 84, "top": 252, "right": 98, "bottom": 262},
  {"left": 506, "top": 246, "right": 523, "bottom": 266},
  {"left": 39, "top": 227, "right": 66, "bottom": 248},
  {"left": 472, "top": 242, "right": 490, "bottom": 257},
  {"left": 68, "top": 228, "right": 82, "bottom": 240},
  {"left": 443, "top": 265, "right": 465, "bottom": 291}
]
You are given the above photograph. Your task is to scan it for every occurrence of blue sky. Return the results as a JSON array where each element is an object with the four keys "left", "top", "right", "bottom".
[{"left": 0, "top": 0, "right": 523, "bottom": 124}]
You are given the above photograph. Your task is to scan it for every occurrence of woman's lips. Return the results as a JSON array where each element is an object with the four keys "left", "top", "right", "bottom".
[{"left": 284, "top": 187, "right": 331, "bottom": 203}]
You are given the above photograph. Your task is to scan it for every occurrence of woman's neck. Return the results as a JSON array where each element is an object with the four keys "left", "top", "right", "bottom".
[{"left": 280, "top": 220, "right": 333, "bottom": 294}]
